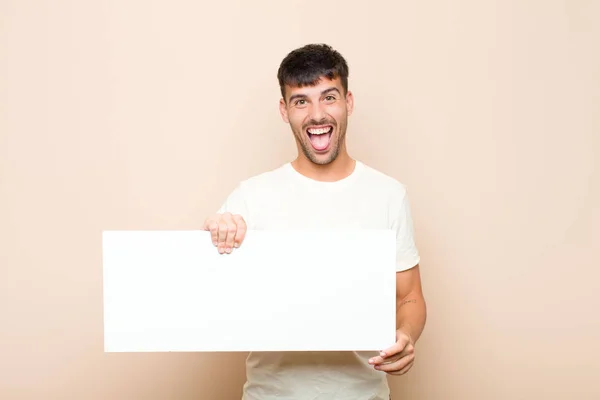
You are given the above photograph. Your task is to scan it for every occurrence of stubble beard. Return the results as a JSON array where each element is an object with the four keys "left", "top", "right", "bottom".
[{"left": 295, "top": 124, "right": 347, "bottom": 166}]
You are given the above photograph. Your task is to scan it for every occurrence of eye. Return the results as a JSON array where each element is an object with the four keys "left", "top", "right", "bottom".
[
  {"left": 295, "top": 99, "right": 306, "bottom": 106},
  {"left": 324, "top": 95, "right": 336, "bottom": 102}
]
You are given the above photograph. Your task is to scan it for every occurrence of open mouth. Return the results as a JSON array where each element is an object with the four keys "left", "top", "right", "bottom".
[{"left": 306, "top": 125, "right": 333, "bottom": 151}]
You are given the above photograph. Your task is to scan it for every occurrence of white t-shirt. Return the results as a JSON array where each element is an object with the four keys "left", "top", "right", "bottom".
[{"left": 217, "top": 160, "right": 420, "bottom": 400}]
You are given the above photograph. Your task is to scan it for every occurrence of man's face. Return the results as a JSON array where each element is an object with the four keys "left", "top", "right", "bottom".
[{"left": 279, "top": 77, "right": 354, "bottom": 165}]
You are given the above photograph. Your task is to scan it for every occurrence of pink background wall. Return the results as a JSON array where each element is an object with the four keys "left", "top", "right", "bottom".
[{"left": 1, "top": 1, "right": 598, "bottom": 398}]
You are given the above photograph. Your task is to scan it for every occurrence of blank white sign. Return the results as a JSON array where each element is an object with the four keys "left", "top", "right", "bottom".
[{"left": 102, "top": 229, "right": 397, "bottom": 352}]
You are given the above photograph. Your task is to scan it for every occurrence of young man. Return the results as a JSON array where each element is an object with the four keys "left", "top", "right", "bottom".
[{"left": 203, "top": 44, "right": 427, "bottom": 400}]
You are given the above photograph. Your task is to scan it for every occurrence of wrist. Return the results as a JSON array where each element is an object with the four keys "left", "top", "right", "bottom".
[{"left": 396, "top": 325, "right": 414, "bottom": 344}]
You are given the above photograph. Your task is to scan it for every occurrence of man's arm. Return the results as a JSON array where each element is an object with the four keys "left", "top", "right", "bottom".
[
  {"left": 369, "top": 264, "right": 426, "bottom": 375},
  {"left": 388, "top": 187, "right": 424, "bottom": 341},
  {"left": 395, "top": 263, "right": 427, "bottom": 344},
  {"left": 368, "top": 186, "right": 425, "bottom": 374}
]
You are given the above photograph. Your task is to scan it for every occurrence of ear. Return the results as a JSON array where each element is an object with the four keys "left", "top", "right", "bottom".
[
  {"left": 279, "top": 98, "right": 290, "bottom": 123},
  {"left": 345, "top": 90, "right": 355, "bottom": 116}
]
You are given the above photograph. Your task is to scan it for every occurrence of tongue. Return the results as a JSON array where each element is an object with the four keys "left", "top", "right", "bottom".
[{"left": 309, "top": 132, "right": 331, "bottom": 151}]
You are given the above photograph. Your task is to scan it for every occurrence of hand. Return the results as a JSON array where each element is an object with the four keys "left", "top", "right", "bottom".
[
  {"left": 202, "top": 212, "right": 247, "bottom": 254},
  {"left": 368, "top": 328, "right": 415, "bottom": 375}
]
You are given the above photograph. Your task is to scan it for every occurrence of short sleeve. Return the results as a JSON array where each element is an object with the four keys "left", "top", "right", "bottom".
[
  {"left": 391, "top": 189, "right": 420, "bottom": 272},
  {"left": 217, "top": 184, "right": 250, "bottom": 220}
]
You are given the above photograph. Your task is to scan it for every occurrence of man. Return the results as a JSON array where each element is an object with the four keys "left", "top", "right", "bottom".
[{"left": 202, "top": 44, "right": 427, "bottom": 400}]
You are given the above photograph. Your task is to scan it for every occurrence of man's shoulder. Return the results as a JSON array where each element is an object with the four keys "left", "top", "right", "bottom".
[{"left": 359, "top": 162, "right": 408, "bottom": 198}]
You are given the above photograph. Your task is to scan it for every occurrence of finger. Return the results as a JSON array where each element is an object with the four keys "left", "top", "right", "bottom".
[
  {"left": 232, "top": 215, "right": 246, "bottom": 247},
  {"left": 369, "top": 343, "right": 404, "bottom": 365},
  {"left": 375, "top": 354, "right": 415, "bottom": 374},
  {"left": 395, "top": 360, "right": 415, "bottom": 375},
  {"left": 208, "top": 221, "right": 219, "bottom": 246},
  {"left": 224, "top": 214, "right": 237, "bottom": 253},
  {"left": 369, "top": 353, "right": 399, "bottom": 366},
  {"left": 217, "top": 214, "right": 231, "bottom": 253},
  {"left": 369, "top": 340, "right": 413, "bottom": 366},
  {"left": 203, "top": 216, "right": 219, "bottom": 245},
  {"left": 381, "top": 334, "right": 411, "bottom": 358},
  {"left": 374, "top": 354, "right": 415, "bottom": 372}
]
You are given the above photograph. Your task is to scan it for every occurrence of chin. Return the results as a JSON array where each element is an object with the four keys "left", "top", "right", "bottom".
[{"left": 306, "top": 146, "right": 339, "bottom": 166}]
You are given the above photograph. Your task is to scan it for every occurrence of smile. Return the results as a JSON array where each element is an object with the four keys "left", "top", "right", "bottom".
[{"left": 306, "top": 125, "right": 333, "bottom": 152}]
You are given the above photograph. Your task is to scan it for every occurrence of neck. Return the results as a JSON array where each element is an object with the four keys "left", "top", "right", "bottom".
[{"left": 291, "top": 149, "right": 355, "bottom": 182}]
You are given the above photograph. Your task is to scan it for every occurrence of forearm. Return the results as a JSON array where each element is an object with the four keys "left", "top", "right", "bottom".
[{"left": 396, "top": 294, "right": 427, "bottom": 343}]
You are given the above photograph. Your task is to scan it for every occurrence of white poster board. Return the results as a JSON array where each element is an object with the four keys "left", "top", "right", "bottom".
[{"left": 102, "top": 229, "right": 397, "bottom": 352}]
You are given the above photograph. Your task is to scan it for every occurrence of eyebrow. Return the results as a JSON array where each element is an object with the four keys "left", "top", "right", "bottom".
[{"left": 288, "top": 87, "right": 341, "bottom": 103}]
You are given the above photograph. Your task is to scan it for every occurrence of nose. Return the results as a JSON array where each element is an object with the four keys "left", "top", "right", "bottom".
[{"left": 308, "top": 102, "right": 326, "bottom": 123}]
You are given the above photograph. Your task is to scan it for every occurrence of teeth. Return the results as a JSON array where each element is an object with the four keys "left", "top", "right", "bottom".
[{"left": 307, "top": 127, "right": 330, "bottom": 135}]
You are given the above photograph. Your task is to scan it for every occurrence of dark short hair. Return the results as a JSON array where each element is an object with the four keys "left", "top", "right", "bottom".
[{"left": 277, "top": 43, "right": 349, "bottom": 100}]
